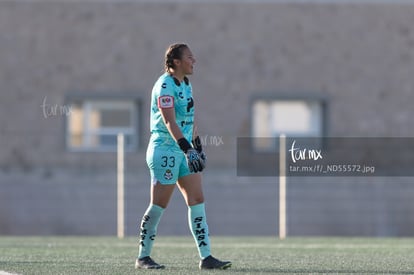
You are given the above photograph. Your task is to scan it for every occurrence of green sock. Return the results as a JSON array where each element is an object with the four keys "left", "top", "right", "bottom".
[
  {"left": 138, "top": 204, "right": 164, "bottom": 259},
  {"left": 188, "top": 203, "right": 211, "bottom": 259}
]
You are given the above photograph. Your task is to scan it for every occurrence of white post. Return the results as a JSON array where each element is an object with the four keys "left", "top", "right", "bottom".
[
  {"left": 279, "top": 134, "right": 287, "bottom": 240},
  {"left": 117, "top": 133, "right": 125, "bottom": 239}
]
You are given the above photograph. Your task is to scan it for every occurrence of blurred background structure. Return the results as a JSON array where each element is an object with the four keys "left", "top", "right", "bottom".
[{"left": 1, "top": 0, "right": 414, "bottom": 236}]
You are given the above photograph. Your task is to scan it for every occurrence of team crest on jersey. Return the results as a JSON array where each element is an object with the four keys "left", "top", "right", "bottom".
[
  {"left": 164, "top": 169, "right": 173, "bottom": 180},
  {"left": 158, "top": 95, "right": 174, "bottom": 108}
]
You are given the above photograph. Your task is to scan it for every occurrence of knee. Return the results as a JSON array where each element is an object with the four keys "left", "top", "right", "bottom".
[
  {"left": 151, "top": 200, "right": 168, "bottom": 209},
  {"left": 188, "top": 196, "right": 204, "bottom": 207},
  {"left": 151, "top": 196, "right": 169, "bottom": 209}
]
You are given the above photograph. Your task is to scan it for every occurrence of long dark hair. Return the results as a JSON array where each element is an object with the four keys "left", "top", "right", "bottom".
[{"left": 164, "top": 43, "right": 189, "bottom": 73}]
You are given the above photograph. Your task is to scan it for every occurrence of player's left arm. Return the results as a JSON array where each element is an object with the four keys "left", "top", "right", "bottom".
[
  {"left": 192, "top": 122, "right": 206, "bottom": 169},
  {"left": 192, "top": 123, "right": 199, "bottom": 141},
  {"left": 192, "top": 121, "right": 201, "bottom": 152}
]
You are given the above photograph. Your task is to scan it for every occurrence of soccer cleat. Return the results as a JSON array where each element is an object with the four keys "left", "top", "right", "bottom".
[
  {"left": 135, "top": 256, "right": 165, "bottom": 269},
  {"left": 199, "top": 255, "right": 232, "bottom": 270}
]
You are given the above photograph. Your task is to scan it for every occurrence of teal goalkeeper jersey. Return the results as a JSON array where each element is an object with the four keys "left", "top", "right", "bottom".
[{"left": 149, "top": 73, "right": 195, "bottom": 150}]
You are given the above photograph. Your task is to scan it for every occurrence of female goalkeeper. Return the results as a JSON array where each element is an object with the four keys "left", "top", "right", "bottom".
[{"left": 135, "top": 43, "right": 231, "bottom": 270}]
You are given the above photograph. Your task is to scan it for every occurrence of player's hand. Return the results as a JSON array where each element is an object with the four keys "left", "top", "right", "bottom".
[
  {"left": 197, "top": 151, "right": 206, "bottom": 172},
  {"left": 185, "top": 148, "right": 204, "bottom": 173},
  {"left": 192, "top": 136, "right": 206, "bottom": 172}
]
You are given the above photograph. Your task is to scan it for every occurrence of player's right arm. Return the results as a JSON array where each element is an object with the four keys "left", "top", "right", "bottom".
[
  {"left": 160, "top": 107, "right": 203, "bottom": 173},
  {"left": 160, "top": 107, "right": 185, "bottom": 143}
]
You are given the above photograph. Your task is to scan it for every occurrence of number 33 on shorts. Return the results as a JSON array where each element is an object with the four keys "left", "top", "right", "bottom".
[
  {"left": 147, "top": 150, "right": 190, "bottom": 185},
  {"left": 161, "top": 156, "right": 175, "bottom": 168},
  {"left": 158, "top": 155, "right": 177, "bottom": 182}
]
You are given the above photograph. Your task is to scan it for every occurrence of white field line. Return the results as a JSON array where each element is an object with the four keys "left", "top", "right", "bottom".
[{"left": 0, "top": 271, "right": 20, "bottom": 275}]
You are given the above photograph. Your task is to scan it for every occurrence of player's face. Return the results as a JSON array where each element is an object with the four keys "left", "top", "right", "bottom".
[{"left": 179, "top": 48, "right": 196, "bottom": 75}]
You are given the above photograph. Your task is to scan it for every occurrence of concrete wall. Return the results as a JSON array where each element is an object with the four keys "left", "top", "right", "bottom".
[
  {"left": 2, "top": 170, "right": 413, "bottom": 236},
  {"left": 1, "top": 1, "right": 414, "bottom": 235}
]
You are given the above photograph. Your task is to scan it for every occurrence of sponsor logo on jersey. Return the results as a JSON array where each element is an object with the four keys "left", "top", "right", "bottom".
[
  {"left": 158, "top": 95, "right": 174, "bottom": 108},
  {"left": 187, "top": 97, "right": 194, "bottom": 112},
  {"left": 180, "top": 120, "right": 194, "bottom": 127}
]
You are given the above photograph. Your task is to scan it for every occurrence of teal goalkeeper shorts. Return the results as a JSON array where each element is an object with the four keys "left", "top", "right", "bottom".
[{"left": 146, "top": 145, "right": 192, "bottom": 185}]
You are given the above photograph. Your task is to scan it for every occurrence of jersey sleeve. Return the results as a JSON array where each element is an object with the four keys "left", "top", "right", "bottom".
[{"left": 156, "top": 78, "right": 176, "bottom": 109}]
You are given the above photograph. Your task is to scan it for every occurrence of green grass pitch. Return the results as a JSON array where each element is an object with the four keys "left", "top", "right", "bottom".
[{"left": 1, "top": 236, "right": 414, "bottom": 274}]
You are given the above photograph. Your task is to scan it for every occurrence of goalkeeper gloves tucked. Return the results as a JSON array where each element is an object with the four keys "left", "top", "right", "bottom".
[
  {"left": 192, "top": 136, "right": 206, "bottom": 167},
  {"left": 177, "top": 137, "right": 205, "bottom": 173}
]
